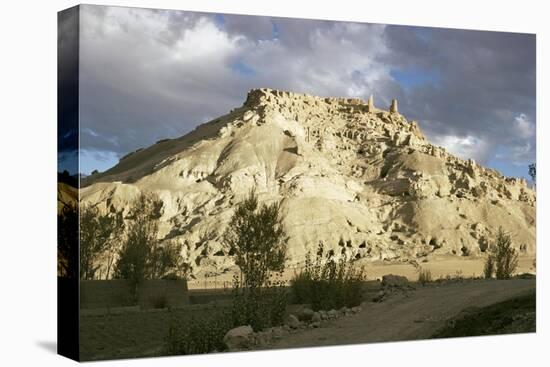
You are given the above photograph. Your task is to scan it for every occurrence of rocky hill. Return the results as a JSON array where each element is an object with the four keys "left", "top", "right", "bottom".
[{"left": 81, "top": 88, "right": 536, "bottom": 276}]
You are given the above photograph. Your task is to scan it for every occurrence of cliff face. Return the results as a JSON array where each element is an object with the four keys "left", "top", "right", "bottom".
[{"left": 81, "top": 88, "right": 536, "bottom": 276}]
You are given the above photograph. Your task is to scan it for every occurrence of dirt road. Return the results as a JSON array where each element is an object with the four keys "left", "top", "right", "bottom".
[{"left": 268, "top": 278, "right": 536, "bottom": 349}]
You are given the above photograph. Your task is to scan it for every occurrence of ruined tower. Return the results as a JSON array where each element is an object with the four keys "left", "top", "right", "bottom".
[
  {"left": 390, "top": 99, "right": 398, "bottom": 114},
  {"left": 367, "top": 95, "right": 375, "bottom": 112}
]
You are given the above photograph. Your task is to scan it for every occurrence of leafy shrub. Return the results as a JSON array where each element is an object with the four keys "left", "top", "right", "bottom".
[
  {"left": 223, "top": 190, "right": 287, "bottom": 289},
  {"left": 223, "top": 190, "right": 289, "bottom": 331},
  {"left": 114, "top": 193, "right": 163, "bottom": 285},
  {"left": 418, "top": 268, "right": 432, "bottom": 285},
  {"left": 231, "top": 273, "right": 288, "bottom": 331},
  {"left": 484, "top": 227, "right": 519, "bottom": 279},
  {"left": 290, "top": 242, "right": 366, "bottom": 311},
  {"left": 165, "top": 310, "right": 233, "bottom": 355},
  {"left": 80, "top": 205, "right": 124, "bottom": 280},
  {"left": 57, "top": 204, "right": 79, "bottom": 279}
]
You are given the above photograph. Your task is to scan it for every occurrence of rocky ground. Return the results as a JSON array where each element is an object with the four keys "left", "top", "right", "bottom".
[{"left": 260, "top": 278, "right": 535, "bottom": 350}]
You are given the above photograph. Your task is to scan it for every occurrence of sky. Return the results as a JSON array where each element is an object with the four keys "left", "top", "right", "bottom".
[{"left": 58, "top": 5, "right": 536, "bottom": 180}]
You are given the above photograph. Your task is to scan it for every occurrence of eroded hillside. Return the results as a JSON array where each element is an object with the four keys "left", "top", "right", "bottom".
[{"left": 81, "top": 88, "right": 536, "bottom": 276}]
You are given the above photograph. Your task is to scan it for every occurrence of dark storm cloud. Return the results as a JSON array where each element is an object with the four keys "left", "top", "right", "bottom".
[
  {"left": 58, "top": 6, "right": 80, "bottom": 174},
  {"left": 381, "top": 26, "right": 535, "bottom": 165},
  {"left": 75, "top": 5, "right": 535, "bottom": 176},
  {"left": 58, "top": 6, "right": 79, "bottom": 154},
  {"left": 78, "top": 5, "right": 390, "bottom": 157}
]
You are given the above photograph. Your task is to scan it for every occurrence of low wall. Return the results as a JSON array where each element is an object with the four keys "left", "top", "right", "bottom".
[{"left": 80, "top": 279, "right": 189, "bottom": 309}]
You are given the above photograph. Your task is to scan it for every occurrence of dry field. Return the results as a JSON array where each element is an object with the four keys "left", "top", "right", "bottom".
[{"left": 187, "top": 255, "right": 536, "bottom": 290}]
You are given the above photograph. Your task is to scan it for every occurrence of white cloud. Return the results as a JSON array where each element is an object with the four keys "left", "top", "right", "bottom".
[
  {"left": 78, "top": 6, "right": 396, "bottom": 155},
  {"left": 171, "top": 17, "right": 244, "bottom": 63},
  {"left": 513, "top": 113, "right": 535, "bottom": 139},
  {"left": 431, "top": 134, "right": 491, "bottom": 163},
  {"left": 495, "top": 142, "right": 534, "bottom": 166},
  {"left": 73, "top": 5, "right": 535, "bottom": 179}
]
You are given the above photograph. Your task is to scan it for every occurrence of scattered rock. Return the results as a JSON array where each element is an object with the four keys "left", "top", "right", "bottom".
[
  {"left": 311, "top": 312, "right": 321, "bottom": 322},
  {"left": 286, "top": 314, "right": 302, "bottom": 329},
  {"left": 270, "top": 326, "right": 285, "bottom": 339},
  {"left": 223, "top": 325, "right": 254, "bottom": 351},
  {"left": 381, "top": 274, "right": 409, "bottom": 289},
  {"left": 298, "top": 308, "right": 315, "bottom": 322},
  {"left": 327, "top": 309, "right": 338, "bottom": 319}
]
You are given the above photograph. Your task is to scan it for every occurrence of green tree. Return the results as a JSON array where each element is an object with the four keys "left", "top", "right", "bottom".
[
  {"left": 223, "top": 190, "right": 287, "bottom": 289},
  {"left": 58, "top": 204, "right": 79, "bottom": 279},
  {"left": 150, "top": 241, "right": 192, "bottom": 280},
  {"left": 528, "top": 163, "right": 536, "bottom": 186},
  {"left": 80, "top": 205, "right": 123, "bottom": 280},
  {"left": 485, "top": 227, "right": 519, "bottom": 279},
  {"left": 223, "top": 190, "right": 288, "bottom": 330},
  {"left": 114, "top": 193, "right": 163, "bottom": 288}
]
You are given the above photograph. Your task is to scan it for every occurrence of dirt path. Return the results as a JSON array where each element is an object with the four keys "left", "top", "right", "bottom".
[{"left": 268, "top": 279, "right": 536, "bottom": 349}]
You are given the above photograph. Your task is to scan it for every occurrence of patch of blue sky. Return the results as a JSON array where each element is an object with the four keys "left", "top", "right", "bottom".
[
  {"left": 391, "top": 68, "right": 441, "bottom": 90},
  {"left": 271, "top": 21, "right": 280, "bottom": 39},
  {"left": 213, "top": 14, "right": 225, "bottom": 26},
  {"left": 487, "top": 146, "right": 532, "bottom": 180},
  {"left": 58, "top": 150, "right": 78, "bottom": 174},
  {"left": 80, "top": 150, "right": 120, "bottom": 175},
  {"left": 231, "top": 60, "right": 256, "bottom": 77},
  {"left": 413, "top": 26, "right": 433, "bottom": 42}
]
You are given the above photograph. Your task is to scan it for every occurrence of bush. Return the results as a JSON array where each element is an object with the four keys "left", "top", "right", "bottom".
[
  {"left": 290, "top": 242, "right": 366, "bottom": 311},
  {"left": 418, "top": 268, "right": 432, "bottom": 285},
  {"left": 223, "top": 190, "right": 287, "bottom": 289},
  {"left": 80, "top": 205, "right": 124, "bottom": 280},
  {"left": 484, "top": 227, "right": 519, "bottom": 279},
  {"left": 223, "top": 190, "right": 289, "bottom": 331},
  {"left": 114, "top": 193, "right": 163, "bottom": 286},
  {"left": 58, "top": 204, "right": 79, "bottom": 279},
  {"left": 231, "top": 273, "right": 288, "bottom": 331},
  {"left": 165, "top": 310, "right": 233, "bottom": 355}
]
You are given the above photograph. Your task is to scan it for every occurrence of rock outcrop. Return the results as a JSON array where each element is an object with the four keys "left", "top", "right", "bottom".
[{"left": 81, "top": 88, "right": 536, "bottom": 278}]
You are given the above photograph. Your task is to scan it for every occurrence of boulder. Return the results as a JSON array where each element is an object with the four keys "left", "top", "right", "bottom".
[
  {"left": 298, "top": 308, "right": 315, "bottom": 321},
  {"left": 223, "top": 325, "right": 254, "bottom": 351},
  {"left": 311, "top": 311, "right": 321, "bottom": 322},
  {"left": 311, "top": 321, "right": 321, "bottom": 328},
  {"left": 327, "top": 309, "right": 338, "bottom": 319},
  {"left": 286, "top": 314, "right": 302, "bottom": 329},
  {"left": 381, "top": 274, "right": 409, "bottom": 289},
  {"left": 269, "top": 326, "right": 285, "bottom": 339}
]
